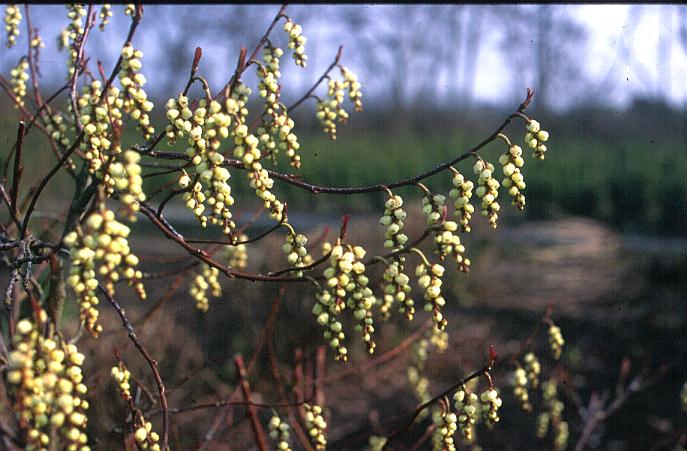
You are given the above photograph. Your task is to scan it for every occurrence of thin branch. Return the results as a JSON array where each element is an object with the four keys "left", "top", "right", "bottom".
[
  {"left": 20, "top": 131, "right": 84, "bottom": 239},
  {"left": 9, "top": 122, "right": 26, "bottom": 221},
  {"left": 234, "top": 354, "right": 269, "bottom": 451},
  {"left": 288, "top": 45, "right": 343, "bottom": 112},
  {"left": 99, "top": 286, "right": 169, "bottom": 451}
]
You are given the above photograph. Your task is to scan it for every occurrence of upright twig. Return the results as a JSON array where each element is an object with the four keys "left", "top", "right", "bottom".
[
  {"left": 234, "top": 354, "right": 269, "bottom": 451},
  {"left": 99, "top": 286, "right": 169, "bottom": 451}
]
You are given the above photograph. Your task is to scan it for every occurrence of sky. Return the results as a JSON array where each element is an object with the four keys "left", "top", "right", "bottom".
[{"left": 2, "top": 5, "right": 686, "bottom": 111}]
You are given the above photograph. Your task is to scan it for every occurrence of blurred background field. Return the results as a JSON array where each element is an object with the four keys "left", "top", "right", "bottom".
[{"left": 1, "top": 4, "right": 687, "bottom": 450}]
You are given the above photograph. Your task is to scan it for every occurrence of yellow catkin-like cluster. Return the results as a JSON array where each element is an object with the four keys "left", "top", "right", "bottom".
[
  {"left": 258, "top": 44, "right": 283, "bottom": 117},
  {"left": 111, "top": 361, "right": 161, "bottom": 450},
  {"left": 190, "top": 264, "right": 221, "bottom": 312},
  {"left": 548, "top": 324, "right": 565, "bottom": 360},
  {"left": 282, "top": 230, "right": 309, "bottom": 276},
  {"left": 7, "top": 318, "right": 90, "bottom": 451},
  {"left": 480, "top": 388, "right": 503, "bottom": 427},
  {"left": 169, "top": 95, "right": 235, "bottom": 233},
  {"left": 346, "top": 261, "right": 376, "bottom": 354},
  {"left": 453, "top": 387, "right": 479, "bottom": 442},
  {"left": 379, "top": 193, "right": 408, "bottom": 250},
  {"left": 225, "top": 234, "right": 248, "bottom": 269},
  {"left": 380, "top": 256, "right": 413, "bottom": 320},
  {"left": 432, "top": 407, "right": 458, "bottom": 451},
  {"left": 233, "top": 125, "right": 285, "bottom": 221},
  {"left": 449, "top": 169, "right": 475, "bottom": 233},
  {"left": 537, "top": 378, "right": 567, "bottom": 450},
  {"left": 313, "top": 241, "right": 365, "bottom": 361},
  {"left": 268, "top": 414, "right": 292, "bottom": 451},
  {"left": 407, "top": 326, "right": 449, "bottom": 421},
  {"left": 499, "top": 144, "right": 527, "bottom": 210},
  {"left": 524, "top": 352, "right": 541, "bottom": 389},
  {"left": 303, "top": 403, "right": 327, "bottom": 450},
  {"left": 124, "top": 4, "right": 136, "bottom": 17},
  {"left": 63, "top": 5, "right": 86, "bottom": 79},
  {"left": 44, "top": 112, "right": 71, "bottom": 148},
  {"left": 30, "top": 33, "right": 45, "bottom": 62},
  {"left": 119, "top": 44, "right": 154, "bottom": 139},
  {"left": 111, "top": 362, "right": 132, "bottom": 400},
  {"left": 512, "top": 367, "right": 532, "bottom": 412},
  {"left": 422, "top": 193, "right": 470, "bottom": 273},
  {"left": 78, "top": 82, "right": 108, "bottom": 171},
  {"left": 64, "top": 206, "right": 145, "bottom": 336},
  {"left": 107, "top": 150, "right": 145, "bottom": 221},
  {"left": 5, "top": 4, "right": 21, "bottom": 48},
  {"left": 416, "top": 261, "right": 447, "bottom": 330},
  {"left": 340, "top": 66, "right": 363, "bottom": 112},
  {"left": 98, "top": 4, "right": 112, "bottom": 30},
  {"left": 474, "top": 159, "right": 500, "bottom": 229},
  {"left": 255, "top": 44, "right": 302, "bottom": 169},
  {"left": 283, "top": 19, "right": 307, "bottom": 67},
  {"left": 10, "top": 57, "right": 28, "bottom": 107},
  {"left": 525, "top": 119, "right": 550, "bottom": 160}
]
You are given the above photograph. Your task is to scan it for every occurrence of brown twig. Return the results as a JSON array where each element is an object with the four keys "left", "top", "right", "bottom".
[
  {"left": 9, "top": 122, "right": 26, "bottom": 223},
  {"left": 288, "top": 45, "right": 343, "bottom": 112},
  {"left": 99, "top": 286, "right": 169, "bottom": 451},
  {"left": 381, "top": 346, "right": 497, "bottom": 449},
  {"left": 234, "top": 354, "right": 269, "bottom": 451}
]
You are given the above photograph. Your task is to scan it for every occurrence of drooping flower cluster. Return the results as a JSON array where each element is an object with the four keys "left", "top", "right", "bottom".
[
  {"left": 108, "top": 150, "right": 145, "bottom": 221},
  {"left": 474, "top": 158, "right": 500, "bottom": 229},
  {"left": 112, "top": 362, "right": 161, "bottom": 450},
  {"left": 525, "top": 119, "right": 550, "bottom": 160},
  {"left": 190, "top": 264, "right": 221, "bottom": 312},
  {"left": 268, "top": 414, "right": 292, "bottom": 451},
  {"left": 499, "top": 143, "right": 527, "bottom": 210},
  {"left": 233, "top": 126, "right": 285, "bottom": 221},
  {"left": 283, "top": 18, "right": 307, "bottom": 67},
  {"left": 119, "top": 44, "right": 154, "bottom": 139},
  {"left": 44, "top": 112, "right": 71, "bottom": 148},
  {"left": 77, "top": 80, "right": 117, "bottom": 174},
  {"left": 480, "top": 387, "right": 503, "bottom": 427},
  {"left": 316, "top": 81, "right": 345, "bottom": 140},
  {"left": 4, "top": 4, "right": 21, "bottom": 48},
  {"left": 422, "top": 192, "right": 470, "bottom": 272},
  {"left": 225, "top": 234, "right": 248, "bottom": 269},
  {"left": 303, "top": 403, "right": 327, "bottom": 450},
  {"left": 282, "top": 228, "right": 309, "bottom": 276},
  {"left": 98, "top": 4, "right": 112, "bottom": 30},
  {"left": 380, "top": 192, "right": 408, "bottom": 250},
  {"left": 536, "top": 378, "right": 568, "bottom": 451},
  {"left": 407, "top": 325, "right": 449, "bottom": 422},
  {"left": 454, "top": 386, "right": 479, "bottom": 442},
  {"left": 380, "top": 256, "right": 413, "bottom": 320},
  {"left": 64, "top": 205, "right": 145, "bottom": 336},
  {"left": 548, "top": 323, "right": 565, "bottom": 360},
  {"left": 415, "top": 259, "right": 447, "bottom": 330},
  {"left": 313, "top": 240, "right": 367, "bottom": 360},
  {"left": 254, "top": 45, "right": 302, "bottom": 168},
  {"left": 512, "top": 367, "right": 532, "bottom": 412},
  {"left": 347, "top": 262, "right": 377, "bottom": 354},
  {"left": 524, "top": 352, "right": 541, "bottom": 389},
  {"left": 10, "top": 57, "right": 28, "bottom": 107},
  {"left": 168, "top": 95, "right": 236, "bottom": 233},
  {"left": 449, "top": 169, "right": 475, "bottom": 233},
  {"left": 432, "top": 402, "right": 458, "bottom": 451},
  {"left": 62, "top": 5, "right": 86, "bottom": 79},
  {"left": 6, "top": 317, "right": 90, "bottom": 450},
  {"left": 340, "top": 66, "right": 363, "bottom": 112}
]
